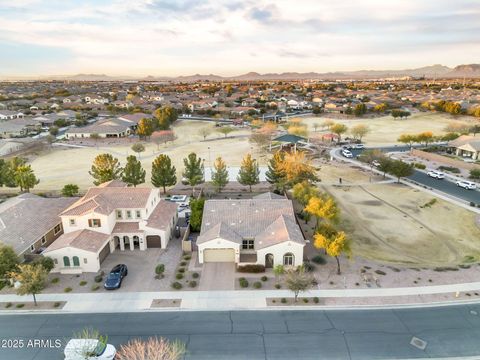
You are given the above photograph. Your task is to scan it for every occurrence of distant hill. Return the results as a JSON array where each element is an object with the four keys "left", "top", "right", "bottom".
[{"left": 3, "top": 64, "right": 480, "bottom": 81}]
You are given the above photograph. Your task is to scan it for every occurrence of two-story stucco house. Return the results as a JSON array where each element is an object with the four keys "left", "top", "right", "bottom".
[
  {"left": 44, "top": 181, "right": 178, "bottom": 273},
  {"left": 196, "top": 193, "right": 305, "bottom": 268}
]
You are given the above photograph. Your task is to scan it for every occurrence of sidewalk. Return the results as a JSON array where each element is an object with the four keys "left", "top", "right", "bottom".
[{"left": 1, "top": 281, "right": 480, "bottom": 313}]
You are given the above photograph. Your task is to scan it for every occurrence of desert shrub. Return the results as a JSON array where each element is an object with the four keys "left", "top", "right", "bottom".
[
  {"left": 303, "top": 298, "right": 309, "bottom": 303},
  {"left": 16, "top": 304, "right": 24, "bottom": 308},
  {"left": 313, "top": 297, "right": 319, "bottom": 304},
  {"left": 374, "top": 270, "right": 386, "bottom": 276},
  {"left": 53, "top": 302, "right": 61, "bottom": 308},
  {"left": 192, "top": 272, "right": 199, "bottom": 279},
  {"left": 171, "top": 282, "right": 182, "bottom": 290},
  {"left": 311, "top": 255, "right": 326, "bottom": 265},
  {"left": 64, "top": 287, "right": 72, "bottom": 293},
  {"left": 253, "top": 281, "right": 262, "bottom": 289},
  {"left": 175, "top": 273, "right": 184, "bottom": 280},
  {"left": 180, "top": 261, "right": 187, "bottom": 267},
  {"left": 261, "top": 276, "right": 268, "bottom": 282},
  {"left": 274, "top": 284, "right": 281, "bottom": 289},
  {"left": 413, "top": 162, "right": 426, "bottom": 169},
  {"left": 35, "top": 256, "right": 55, "bottom": 272},
  {"left": 470, "top": 168, "right": 480, "bottom": 179},
  {"left": 155, "top": 264, "right": 165, "bottom": 275},
  {"left": 303, "top": 262, "right": 315, "bottom": 272},
  {"left": 51, "top": 277, "right": 60, "bottom": 284},
  {"left": 470, "top": 202, "right": 476, "bottom": 207},
  {"left": 438, "top": 165, "right": 460, "bottom": 173},
  {"left": 239, "top": 278, "right": 249, "bottom": 288},
  {"left": 79, "top": 281, "right": 87, "bottom": 286},
  {"left": 183, "top": 255, "right": 191, "bottom": 261},
  {"left": 281, "top": 298, "right": 287, "bottom": 303},
  {"left": 177, "top": 267, "right": 185, "bottom": 273},
  {"left": 189, "top": 281, "right": 197, "bottom": 288},
  {"left": 94, "top": 274, "right": 103, "bottom": 283},
  {"left": 91, "top": 285, "right": 100, "bottom": 291},
  {"left": 237, "top": 264, "right": 265, "bottom": 273},
  {"left": 5, "top": 302, "right": 12, "bottom": 308}
]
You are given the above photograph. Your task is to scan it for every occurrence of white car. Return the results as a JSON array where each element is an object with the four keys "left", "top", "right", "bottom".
[
  {"left": 341, "top": 149, "right": 353, "bottom": 158},
  {"left": 372, "top": 160, "right": 380, "bottom": 167},
  {"left": 427, "top": 170, "right": 445, "bottom": 179},
  {"left": 456, "top": 180, "right": 477, "bottom": 190},
  {"left": 64, "top": 339, "right": 116, "bottom": 360},
  {"left": 354, "top": 144, "right": 365, "bottom": 149}
]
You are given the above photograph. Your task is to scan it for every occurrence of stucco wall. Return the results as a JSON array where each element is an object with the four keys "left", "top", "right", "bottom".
[
  {"left": 256, "top": 242, "right": 304, "bottom": 267},
  {"left": 197, "top": 238, "right": 241, "bottom": 263},
  {"left": 47, "top": 247, "right": 102, "bottom": 273}
]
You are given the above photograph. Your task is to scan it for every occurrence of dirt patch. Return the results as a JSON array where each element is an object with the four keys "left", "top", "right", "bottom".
[
  {"left": 150, "top": 299, "right": 181, "bottom": 308},
  {"left": 0, "top": 301, "right": 66, "bottom": 310},
  {"left": 267, "top": 297, "right": 323, "bottom": 306}
]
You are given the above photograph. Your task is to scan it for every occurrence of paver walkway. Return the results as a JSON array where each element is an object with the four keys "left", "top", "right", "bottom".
[{"left": 199, "top": 263, "right": 235, "bottom": 291}]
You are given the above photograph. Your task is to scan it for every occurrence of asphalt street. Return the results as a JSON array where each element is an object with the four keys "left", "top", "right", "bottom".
[
  {"left": 347, "top": 147, "right": 480, "bottom": 204},
  {"left": 1, "top": 305, "right": 480, "bottom": 360}
]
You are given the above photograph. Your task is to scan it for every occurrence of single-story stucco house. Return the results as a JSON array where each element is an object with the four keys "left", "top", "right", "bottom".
[
  {"left": 44, "top": 180, "right": 178, "bottom": 273},
  {"left": 448, "top": 135, "right": 480, "bottom": 160},
  {"left": 196, "top": 192, "right": 305, "bottom": 268}
]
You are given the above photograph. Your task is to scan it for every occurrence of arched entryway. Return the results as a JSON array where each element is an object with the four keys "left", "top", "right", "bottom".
[
  {"left": 265, "top": 253, "right": 274, "bottom": 268},
  {"left": 113, "top": 236, "right": 120, "bottom": 249},
  {"left": 133, "top": 235, "right": 140, "bottom": 249}
]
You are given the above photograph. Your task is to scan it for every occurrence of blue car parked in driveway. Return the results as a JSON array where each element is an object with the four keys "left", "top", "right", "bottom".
[{"left": 103, "top": 264, "right": 128, "bottom": 290}]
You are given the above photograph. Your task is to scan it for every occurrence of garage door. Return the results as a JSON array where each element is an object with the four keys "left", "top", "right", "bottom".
[
  {"left": 98, "top": 243, "right": 110, "bottom": 264},
  {"left": 203, "top": 249, "right": 235, "bottom": 262},
  {"left": 146, "top": 235, "right": 161, "bottom": 248}
]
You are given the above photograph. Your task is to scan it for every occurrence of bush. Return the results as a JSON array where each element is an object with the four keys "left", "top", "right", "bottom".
[
  {"left": 91, "top": 285, "right": 100, "bottom": 291},
  {"left": 374, "top": 270, "right": 386, "bottom": 276},
  {"left": 261, "top": 276, "right": 268, "bottom": 282},
  {"left": 183, "top": 255, "right": 191, "bottom": 261},
  {"left": 253, "top": 281, "right": 262, "bottom": 289},
  {"left": 438, "top": 165, "right": 460, "bottom": 173},
  {"left": 53, "top": 302, "right": 61, "bottom": 308},
  {"left": 180, "top": 261, "right": 187, "bottom": 266},
  {"left": 470, "top": 202, "right": 476, "bottom": 207},
  {"left": 239, "top": 278, "right": 249, "bottom": 288},
  {"left": 237, "top": 264, "right": 265, "bottom": 273},
  {"left": 280, "top": 298, "right": 287, "bottom": 304},
  {"left": 192, "top": 272, "right": 199, "bottom": 279},
  {"left": 51, "top": 277, "right": 60, "bottom": 284},
  {"left": 311, "top": 255, "right": 326, "bottom": 265},
  {"left": 171, "top": 282, "right": 182, "bottom": 290},
  {"left": 175, "top": 273, "right": 184, "bottom": 280},
  {"left": 64, "top": 287, "right": 72, "bottom": 293},
  {"left": 274, "top": 284, "right": 281, "bottom": 289},
  {"left": 155, "top": 264, "right": 165, "bottom": 275},
  {"left": 313, "top": 297, "right": 319, "bottom": 304},
  {"left": 177, "top": 267, "right": 185, "bottom": 273},
  {"left": 413, "top": 162, "right": 426, "bottom": 169},
  {"left": 16, "top": 304, "right": 24, "bottom": 308},
  {"left": 189, "top": 281, "right": 197, "bottom": 288},
  {"left": 470, "top": 169, "right": 480, "bottom": 180},
  {"left": 5, "top": 302, "right": 12, "bottom": 308},
  {"left": 35, "top": 256, "right": 55, "bottom": 272},
  {"left": 79, "top": 281, "right": 87, "bottom": 286},
  {"left": 303, "top": 298, "right": 309, "bottom": 303}
]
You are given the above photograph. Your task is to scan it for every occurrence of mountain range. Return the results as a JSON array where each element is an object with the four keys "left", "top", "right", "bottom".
[{"left": 3, "top": 64, "right": 480, "bottom": 81}]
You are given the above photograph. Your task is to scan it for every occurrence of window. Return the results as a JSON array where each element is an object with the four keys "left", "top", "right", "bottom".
[
  {"left": 41, "top": 236, "right": 46, "bottom": 245},
  {"left": 73, "top": 256, "right": 80, "bottom": 267},
  {"left": 116, "top": 210, "right": 123, "bottom": 219},
  {"left": 54, "top": 224, "right": 61, "bottom": 235},
  {"left": 30, "top": 244, "right": 35, "bottom": 252},
  {"left": 88, "top": 219, "right": 101, "bottom": 228},
  {"left": 69, "top": 219, "right": 76, "bottom": 226},
  {"left": 283, "top": 253, "right": 294, "bottom": 266},
  {"left": 126, "top": 210, "right": 132, "bottom": 219},
  {"left": 84, "top": 258, "right": 88, "bottom": 264},
  {"left": 135, "top": 210, "right": 141, "bottom": 218},
  {"left": 63, "top": 256, "right": 70, "bottom": 267},
  {"left": 242, "top": 239, "right": 255, "bottom": 250}
]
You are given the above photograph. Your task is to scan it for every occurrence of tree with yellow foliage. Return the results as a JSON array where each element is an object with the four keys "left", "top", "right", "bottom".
[
  {"left": 314, "top": 228, "right": 349, "bottom": 274},
  {"left": 304, "top": 194, "right": 339, "bottom": 228},
  {"left": 288, "top": 125, "right": 308, "bottom": 138},
  {"left": 292, "top": 181, "right": 319, "bottom": 223},
  {"left": 277, "top": 151, "right": 318, "bottom": 187}
]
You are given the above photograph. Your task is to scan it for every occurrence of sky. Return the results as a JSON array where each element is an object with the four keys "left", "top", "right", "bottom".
[{"left": 0, "top": 0, "right": 479, "bottom": 77}]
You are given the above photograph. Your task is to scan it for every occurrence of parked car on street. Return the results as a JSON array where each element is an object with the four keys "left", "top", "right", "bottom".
[
  {"left": 427, "top": 170, "right": 445, "bottom": 179},
  {"left": 104, "top": 264, "right": 128, "bottom": 290},
  {"left": 64, "top": 339, "right": 116, "bottom": 360},
  {"left": 354, "top": 144, "right": 365, "bottom": 149},
  {"left": 342, "top": 149, "right": 353, "bottom": 158},
  {"left": 456, "top": 180, "right": 477, "bottom": 190},
  {"left": 372, "top": 160, "right": 380, "bottom": 167}
]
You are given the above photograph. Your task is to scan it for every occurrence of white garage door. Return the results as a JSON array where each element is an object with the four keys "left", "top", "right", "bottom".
[{"left": 203, "top": 249, "right": 235, "bottom": 262}]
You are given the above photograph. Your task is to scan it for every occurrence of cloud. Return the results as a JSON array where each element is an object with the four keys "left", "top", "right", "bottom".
[{"left": 0, "top": 0, "right": 479, "bottom": 76}]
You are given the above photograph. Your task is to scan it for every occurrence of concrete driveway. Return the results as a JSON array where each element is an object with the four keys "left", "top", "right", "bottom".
[{"left": 199, "top": 263, "right": 235, "bottom": 290}]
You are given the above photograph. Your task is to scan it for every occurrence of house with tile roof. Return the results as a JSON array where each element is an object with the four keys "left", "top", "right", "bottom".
[
  {"left": 196, "top": 193, "right": 305, "bottom": 267},
  {"left": 65, "top": 118, "right": 132, "bottom": 139},
  {"left": 448, "top": 135, "right": 480, "bottom": 160},
  {"left": 44, "top": 181, "right": 178, "bottom": 273},
  {"left": 0, "top": 193, "right": 76, "bottom": 259}
]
